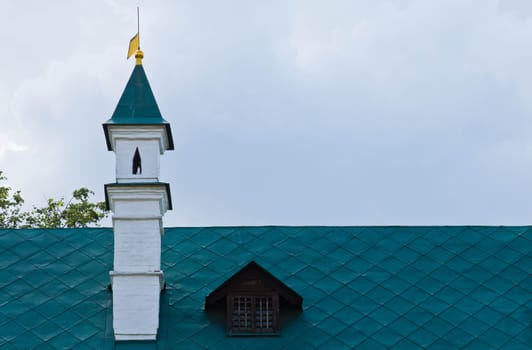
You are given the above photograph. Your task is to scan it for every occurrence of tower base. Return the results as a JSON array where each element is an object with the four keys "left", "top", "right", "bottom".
[{"left": 110, "top": 271, "right": 164, "bottom": 341}]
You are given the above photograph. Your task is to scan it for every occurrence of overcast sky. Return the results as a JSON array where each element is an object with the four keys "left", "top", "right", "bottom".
[{"left": 2, "top": 0, "right": 532, "bottom": 226}]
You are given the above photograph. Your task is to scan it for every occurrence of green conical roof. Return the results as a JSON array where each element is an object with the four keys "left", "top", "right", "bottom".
[
  {"left": 103, "top": 60, "right": 174, "bottom": 150},
  {"left": 107, "top": 64, "right": 167, "bottom": 124}
]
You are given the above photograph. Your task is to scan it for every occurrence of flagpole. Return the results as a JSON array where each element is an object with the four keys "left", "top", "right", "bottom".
[{"left": 137, "top": 7, "right": 140, "bottom": 50}]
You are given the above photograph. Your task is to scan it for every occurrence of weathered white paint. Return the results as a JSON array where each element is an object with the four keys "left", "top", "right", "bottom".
[
  {"left": 105, "top": 125, "right": 170, "bottom": 183},
  {"left": 113, "top": 219, "right": 161, "bottom": 272},
  {"left": 106, "top": 185, "right": 170, "bottom": 218},
  {"left": 110, "top": 272, "right": 164, "bottom": 341},
  {"left": 106, "top": 125, "right": 172, "bottom": 341}
]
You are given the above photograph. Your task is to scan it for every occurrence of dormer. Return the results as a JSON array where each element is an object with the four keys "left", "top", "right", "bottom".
[{"left": 205, "top": 261, "right": 303, "bottom": 335}]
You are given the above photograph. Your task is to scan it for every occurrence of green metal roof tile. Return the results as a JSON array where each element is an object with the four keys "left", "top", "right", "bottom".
[
  {"left": 402, "top": 306, "right": 433, "bottom": 327},
  {"left": 415, "top": 275, "right": 446, "bottom": 295},
  {"left": 280, "top": 274, "right": 308, "bottom": 294},
  {"left": 351, "top": 315, "right": 382, "bottom": 336},
  {"left": 356, "top": 337, "right": 388, "bottom": 350},
  {"left": 427, "top": 265, "right": 456, "bottom": 285},
  {"left": 484, "top": 274, "right": 525, "bottom": 294},
  {"left": 384, "top": 295, "right": 416, "bottom": 316},
  {"left": 348, "top": 275, "right": 378, "bottom": 294},
  {"left": 394, "top": 246, "right": 423, "bottom": 266},
  {"left": 313, "top": 294, "right": 345, "bottom": 315},
  {"left": 428, "top": 338, "right": 460, "bottom": 350},
  {"left": 388, "top": 228, "right": 420, "bottom": 245},
  {"left": 366, "top": 284, "right": 396, "bottom": 305},
  {"left": 452, "top": 274, "right": 480, "bottom": 295},
  {"left": 1, "top": 226, "right": 531, "bottom": 349},
  {"left": 299, "top": 284, "right": 328, "bottom": 303},
  {"left": 400, "top": 285, "right": 429, "bottom": 306},
  {"left": 426, "top": 245, "right": 456, "bottom": 264},
  {"left": 31, "top": 320, "right": 65, "bottom": 342},
  {"left": 335, "top": 305, "right": 365, "bottom": 325},
  {"left": 470, "top": 284, "right": 501, "bottom": 305},
  {"left": 295, "top": 265, "right": 325, "bottom": 285},
  {"left": 371, "top": 306, "right": 400, "bottom": 327},
  {"left": 1, "top": 320, "right": 27, "bottom": 342},
  {"left": 346, "top": 254, "right": 374, "bottom": 273},
  {"left": 480, "top": 327, "right": 514, "bottom": 349},
  {"left": 458, "top": 316, "right": 492, "bottom": 338},
  {"left": 298, "top": 327, "right": 331, "bottom": 349},
  {"left": 501, "top": 339, "right": 530, "bottom": 350},
  {"left": 318, "top": 336, "right": 352, "bottom": 350},
  {"left": 351, "top": 294, "right": 380, "bottom": 316},
  {"left": 335, "top": 325, "right": 366, "bottom": 348},
  {"left": 496, "top": 317, "right": 532, "bottom": 338},
  {"left": 418, "top": 295, "right": 453, "bottom": 315},
  {"left": 438, "top": 305, "right": 469, "bottom": 326},
  {"left": 360, "top": 246, "right": 391, "bottom": 265},
  {"left": 392, "top": 337, "right": 422, "bottom": 350},
  {"left": 497, "top": 246, "right": 524, "bottom": 265},
  {"left": 454, "top": 295, "right": 485, "bottom": 315},
  {"left": 388, "top": 315, "right": 418, "bottom": 337},
  {"left": 491, "top": 295, "right": 521, "bottom": 314},
  {"left": 9, "top": 330, "right": 44, "bottom": 349},
  {"left": 365, "top": 266, "right": 394, "bottom": 285},
  {"left": 2, "top": 249, "right": 23, "bottom": 268},
  {"left": 375, "top": 327, "right": 405, "bottom": 347},
  {"left": 413, "top": 254, "right": 441, "bottom": 273},
  {"left": 317, "top": 316, "right": 348, "bottom": 336},
  {"left": 48, "top": 331, "right": 91, "bottom": 350},
  {"left": 314, "top": 275, "right": 344, "bottom": 295},
  {"left": 408, "top": 326, "right": 440, "bottom": 348},
  {"left": 341, "top": 236, "right": 371, "bottom": 255},
  {"left": 376, "top": 256, "right": 404, "bottom": 275},
  {"left": 329, "top": 265, "right": 359, "bottom": 289},
  {"left": 406, "top": 236, "right": 435, "bottom": 255}
]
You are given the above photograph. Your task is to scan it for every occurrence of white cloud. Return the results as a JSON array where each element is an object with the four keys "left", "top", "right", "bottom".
[
  {"left": 0, "top": 137, "right": 27, "bottom": 160},
  {"left": 3, "top": 0, "right": 532, "bottom": 225}
]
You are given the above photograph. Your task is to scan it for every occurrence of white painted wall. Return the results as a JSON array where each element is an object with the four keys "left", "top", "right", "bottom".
[
  {"left": 105, "top": 127, "right": 172, "bottom": 341},
  {"left": 113, "top": 219, "right": 161, "bottom": 272},
  {"left": 110, "top": 272, "right": 163, "bottom": 341},
  {"left": 105, "top": 125, "right": 170, "bottom": 183},
  {"left": 115, "top": 139, "right": 160, "bottom": 183}
]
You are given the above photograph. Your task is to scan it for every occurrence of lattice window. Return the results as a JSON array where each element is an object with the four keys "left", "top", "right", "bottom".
[
  {"left": 232, "top": 296, "right": 252, "bottom": 330},
  {"left": 255, "top": 296, "right": 273, "bottom": 330},
  {"left": 228, "top": 295, "right": 278, "bottom": 334}
]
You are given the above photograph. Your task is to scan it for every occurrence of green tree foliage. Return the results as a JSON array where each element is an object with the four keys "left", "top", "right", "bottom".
[
  {"left": 0, "top": 171, "right": 108, "bottom": 228},
  {"left": 0, "top": 172, "right": 25, "bottom": 228}
]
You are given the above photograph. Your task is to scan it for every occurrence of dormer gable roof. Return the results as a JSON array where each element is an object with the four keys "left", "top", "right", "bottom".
[{"left": 205, "top": 261, "right": 303, "bottom": 310}]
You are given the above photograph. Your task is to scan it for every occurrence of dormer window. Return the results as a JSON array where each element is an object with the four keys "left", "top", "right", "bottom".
[{"left": 205, "top": 261, "right": 302, "bottom": 336}]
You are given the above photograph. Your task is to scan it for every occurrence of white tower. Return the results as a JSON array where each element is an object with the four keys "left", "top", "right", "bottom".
[{"left": 103, "top": 50, "right": 173, "bottom": 341}]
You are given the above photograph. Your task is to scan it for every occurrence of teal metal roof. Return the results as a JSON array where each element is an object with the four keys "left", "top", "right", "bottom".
[
  {"left": 1, "top": 226, "right": 531, "bottom": 349},
  {"left": 103, "top": 64, "right": 174, "bottom": 151},
  {"left": 106, "top": 65, "right": 167, "bottom": 125}
]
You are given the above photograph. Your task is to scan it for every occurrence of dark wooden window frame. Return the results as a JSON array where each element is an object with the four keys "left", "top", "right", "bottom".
[{"left": 227, "top": 293, "right": 280, "bottom": 335}]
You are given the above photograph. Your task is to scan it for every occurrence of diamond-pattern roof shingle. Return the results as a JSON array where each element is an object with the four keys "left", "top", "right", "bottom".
[{"left": 0, "top": 226, "right": 531, "bottom": 349}]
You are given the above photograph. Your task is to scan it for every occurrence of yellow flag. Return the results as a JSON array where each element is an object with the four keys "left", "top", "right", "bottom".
[{"left": 127, "top": 33, "right": 140, "bottom": 59}]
